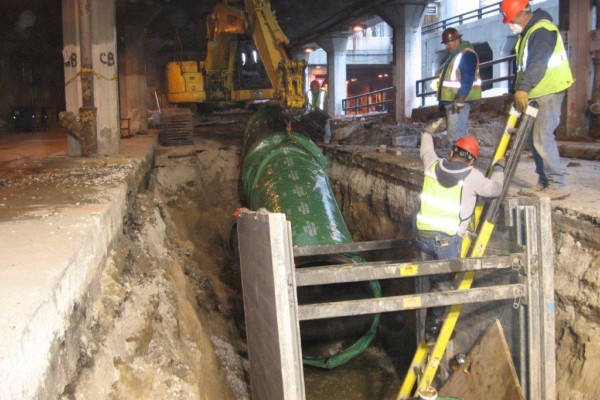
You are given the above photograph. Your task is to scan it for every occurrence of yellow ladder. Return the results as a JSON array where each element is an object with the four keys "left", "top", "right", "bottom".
[{"left": 397, "top": 104, "right": 538, "bottom": 399}]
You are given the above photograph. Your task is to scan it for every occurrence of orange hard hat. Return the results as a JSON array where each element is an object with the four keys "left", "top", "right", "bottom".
[
  {"left": 453, "top": 136, "right": 480, "bottom": 160},
  {"left": 500, "top": 0, "right": 529, "bottom": 24},
  {"left": 441, "top": 28, "right": 462, "bottom": 44}
]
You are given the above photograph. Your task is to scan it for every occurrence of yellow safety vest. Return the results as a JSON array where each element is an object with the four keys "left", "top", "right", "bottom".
[
  {"left": 416, "top": 162, "right": 464, "bottom": 236},
  {"left": 306, "top": 89, "right": 327, "bottom": 111},
  {"left": 438, "top": 45, "right": 482, "bottom": 102},
  {"left": 515, "top": 19, "right": 573, "bottom": 98}
]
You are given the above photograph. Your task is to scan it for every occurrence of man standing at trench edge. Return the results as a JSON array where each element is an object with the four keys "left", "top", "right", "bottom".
[
  {"left": 501, "top": 0, "right": 573, "bottom": 200},
  {"left": 416, "top": 119, "right": 505, "bottom": 342},
  {"left": 436, "top": 27, "right": 482, "bottom": 144}
]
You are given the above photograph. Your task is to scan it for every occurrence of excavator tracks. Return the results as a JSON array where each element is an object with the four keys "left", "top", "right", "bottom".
[{"left": 159, "top": 108, "right": 194, "bottom": 146}]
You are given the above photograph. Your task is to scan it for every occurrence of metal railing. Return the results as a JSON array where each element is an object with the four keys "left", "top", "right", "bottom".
[
  {"left": 422, "top": 2, "right": 502, "bottom": 35},
  {"left": 342, "top": 87, "right": 395, "bottom": 115},
  {"left": 416, "top": 54, "right": 517, "bottom": 106}
]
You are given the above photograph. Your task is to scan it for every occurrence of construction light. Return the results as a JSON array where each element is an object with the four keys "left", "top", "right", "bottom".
[{"left": 352, "top": 24, "right": 366, "bottom": 32}]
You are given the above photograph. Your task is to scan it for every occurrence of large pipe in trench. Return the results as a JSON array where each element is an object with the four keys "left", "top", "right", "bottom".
[{"left": 241, "top": 106, "right": 380, "bottom": 369}]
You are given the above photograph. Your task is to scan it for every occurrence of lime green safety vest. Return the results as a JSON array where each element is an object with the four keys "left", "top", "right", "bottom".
[
  {"left": 306, "top": 89, "right": 327, "bottom": 111},
  {"left": 416, "top": 162, "right": 464, "bottom": 236},
  {"left": 515, "top": 19, "right": 573, "bottom": 98},
  {"left": 438, "top": 42, "right": 482, "bottom": 102}
]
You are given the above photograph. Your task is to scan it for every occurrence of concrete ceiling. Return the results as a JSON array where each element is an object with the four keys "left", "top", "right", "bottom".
[{"left": 0, "top": 0, "right": 431, "bottom": 60}]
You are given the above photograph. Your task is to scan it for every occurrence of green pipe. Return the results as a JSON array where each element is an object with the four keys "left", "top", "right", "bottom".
[{"left": 241, "top": 106, "right": 380, "bottom": 369}]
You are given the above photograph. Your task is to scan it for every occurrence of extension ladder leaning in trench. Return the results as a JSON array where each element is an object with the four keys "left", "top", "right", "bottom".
[
  {"left": 398, "top": 101, "right": 544, "bottom": 399},
  {"left": 236, "top": 101, "right": 556, "bottom": 400}
]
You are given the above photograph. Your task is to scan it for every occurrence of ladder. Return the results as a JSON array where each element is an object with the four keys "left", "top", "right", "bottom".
[{"left": 397, "top": 102, "right": 539, "bottom": 399}]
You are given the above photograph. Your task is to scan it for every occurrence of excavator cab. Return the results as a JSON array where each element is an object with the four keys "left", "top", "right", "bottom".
[
  {"left": 165, "top": 0, "right": 306, "bottom": 114},
  {"left": 234, "top": 40, "right": 271, "bottom": 91}
]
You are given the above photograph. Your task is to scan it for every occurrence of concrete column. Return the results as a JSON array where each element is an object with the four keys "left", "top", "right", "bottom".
[
  {"left": 317, "top": 36, "right": 348, "bottom": 116},
  {"left": 378, "top": 4, "right": 425, "bottom": 121},
  {"left": 92, "top": 0, "right": 120, "bottom": 155},
  {"left": 62, "top": 0, "right": 83, "bottom": 156},
  {"left": 119, "top": 25, "right": 148, "bottom": 136},
  {"left": 61, "top": 0, "right": 120, "bottom": 156},
  {"left": 562, "top": 0, "right": 590, "bottom": 137}
]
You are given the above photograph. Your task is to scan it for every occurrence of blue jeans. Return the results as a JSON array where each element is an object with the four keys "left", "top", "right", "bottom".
[
  {"left": 528, "top": 92, "right": 567, "bottom": 189},
  {"left": 445, "top": 102, "right": 472, "bottom": 143},
  {"left": 417, "top": 233, "right": 462, "bottom": 291},
  {"left": 417, "top": 233, "right": 463, "bottom": 325}
]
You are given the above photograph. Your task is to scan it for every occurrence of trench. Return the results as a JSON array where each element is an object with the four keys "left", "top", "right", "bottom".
[
  {"left": 59, "top": 124, "right": 418, "bottom": 399},
  {"left": 57, "top": 111, "right": 600, "bottom": 399}
]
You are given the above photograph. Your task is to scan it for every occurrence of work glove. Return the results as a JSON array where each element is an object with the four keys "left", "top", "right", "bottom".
[
  {"left": 514, "top": 90, "right": 529, "bottom": 112},
  {"left": 451, "top": 94, "right": 466, "bottom": 114},
  {"left": 424, "top": 117, "right": 446, "bottom": 135},
  {"left": 496, "top": 156, "right": 507, "bottom": 169}
]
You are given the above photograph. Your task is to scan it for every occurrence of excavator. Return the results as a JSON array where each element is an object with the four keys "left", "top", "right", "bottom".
[{"left": 165, "top": 0, "right": 306, "bottom": 115}]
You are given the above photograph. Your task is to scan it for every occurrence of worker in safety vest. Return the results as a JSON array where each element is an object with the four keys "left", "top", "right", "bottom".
[
  {"left": 416, "top": 118, "right": 505, "bottom": 342},
  {"left": 501, "top": 0, "right": 573, "bottom": 200},
  {"left": 305, "top": 80, "right": 328, "bottom": 112},
  {"left": 436, "top": 27, "right": 482, "bottom": 144}
]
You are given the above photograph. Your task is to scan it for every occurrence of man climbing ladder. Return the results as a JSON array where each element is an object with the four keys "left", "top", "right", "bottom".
[
  {"left": 416, "top": 121, "right": 506, "bottom": 343},
  {"left": 398, "top": 102, "right": 539, "bottom": 399}
]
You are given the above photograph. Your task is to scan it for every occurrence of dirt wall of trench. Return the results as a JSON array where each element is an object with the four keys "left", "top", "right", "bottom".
[
  {"left": 327, "top": 152, "right": 421, "bottom": 245},
  {"left": 60, "top": 139, "right": 248, "bottom": 400},
  {"left": 325, "top": 147, "right": 600, "bottom": 400},
  {"left": 554, "top": 229, "right": 600, "bottom": 400}
]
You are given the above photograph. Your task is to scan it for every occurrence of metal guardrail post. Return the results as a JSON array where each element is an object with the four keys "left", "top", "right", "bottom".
[
  {"left": 421, "top": 2, "right": 503, "bottom": 35},
  {"left": 341, "top": 87, "right": 394, "bottom": 116}
]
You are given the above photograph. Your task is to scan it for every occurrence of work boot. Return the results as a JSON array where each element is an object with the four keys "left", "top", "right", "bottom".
[
  {"left": 425, "top": 324, "right": 441, "bottom": 343},
  {"left": 534, "top": 186, "right": 570, "bottom": 200},
  {"left": 518, "top": 182, "right": 546, "bottom": 196},
  {"left": 425, "top": 309, "right": 445, "bottom": 343}
]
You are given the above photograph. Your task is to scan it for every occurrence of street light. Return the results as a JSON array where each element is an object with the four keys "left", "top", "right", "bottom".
[{"left": 352, "top": 23, "right": 366, "bottom": 32}]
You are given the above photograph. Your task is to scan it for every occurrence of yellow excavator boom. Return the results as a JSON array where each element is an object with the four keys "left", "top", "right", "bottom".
[
  {"left": 244, "top": 0, "right": 306, "bottom": 110},
  {"left": 165, "top": 0, "right": 306, "bottom": 112}
]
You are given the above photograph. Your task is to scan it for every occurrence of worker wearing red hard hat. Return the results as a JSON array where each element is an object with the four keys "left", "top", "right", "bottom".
[
  {"left": 500, "top": 0, "right": 573, "bottom": 200},
  {"left": 436, "top": 27, "right": 482, "bottom": 144},
  {"left": 416, "top": 118, "right": 505, "bottom": 342}
]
